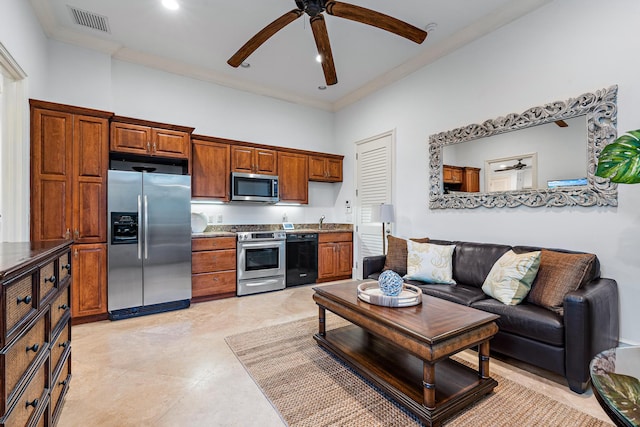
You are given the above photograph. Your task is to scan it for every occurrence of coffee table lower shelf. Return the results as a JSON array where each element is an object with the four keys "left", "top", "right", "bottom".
[{"left": 314, "top": 324, "right": 497, "bottom": 426}]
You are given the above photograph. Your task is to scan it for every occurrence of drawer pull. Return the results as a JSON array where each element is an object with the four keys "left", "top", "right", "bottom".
[
  {"left": 44, "top": 275, "right": 56, "bottom": 283},
  {"left": 59, "top": 341, "right": 69, "bottom": 349},
  {"left": 62, "top": 263, "right": 71, "bottom": 271},
  {"left": 25, "top": 398, "right": 39, "bottom": 408},
  {"left": 58, "top": 303, "right": 69, "bottom": 311},
  {"left": 16, "top": 295, "right": 32, "bottom": 305},
  {"left": 26, "top": 343, "right": 40, "bottom": 353},
  {"left": 58, "top": 379, "right": 68, "bottom": 387}
]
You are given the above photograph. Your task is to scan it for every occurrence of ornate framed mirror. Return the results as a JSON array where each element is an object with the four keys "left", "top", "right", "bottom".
[{"left": 428, "top": 86, "right": 618, "bottom": 209}]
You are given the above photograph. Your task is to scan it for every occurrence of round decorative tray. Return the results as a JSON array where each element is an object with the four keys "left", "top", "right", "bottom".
[{"left": 357, "top": 281, "right": 422, "bottom": 307}]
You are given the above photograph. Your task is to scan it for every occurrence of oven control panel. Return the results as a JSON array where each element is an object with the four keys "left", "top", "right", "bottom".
[{"left": 237, "top": 231, "right": 286, "bottom": 241}]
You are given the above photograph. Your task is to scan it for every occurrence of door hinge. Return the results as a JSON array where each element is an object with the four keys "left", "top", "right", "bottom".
[
  {"left": 356, "top": 225, "right": 358, "bottom": 232},
  {"left": 355, "top": 189, "right": 358, "bottom": 197},
  {"left": 356, "top": 153, "right": 358, "bottom": 160}
]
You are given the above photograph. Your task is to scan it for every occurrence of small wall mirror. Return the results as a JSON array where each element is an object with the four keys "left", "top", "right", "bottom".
[{"left": 429, "top": 86, "right": 618, "bottom": 208}]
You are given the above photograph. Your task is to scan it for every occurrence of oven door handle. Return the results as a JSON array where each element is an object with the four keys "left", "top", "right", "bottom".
[{"left": 239, "top": 241, "right": 284, "bottom": 250}]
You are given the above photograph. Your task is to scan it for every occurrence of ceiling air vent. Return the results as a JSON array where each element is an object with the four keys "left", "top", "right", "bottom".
[{"left": 68, "top": 6, "right": 111, "bottom": 33}]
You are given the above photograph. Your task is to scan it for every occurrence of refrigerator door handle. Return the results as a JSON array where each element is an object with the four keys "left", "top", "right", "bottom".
[
  {"left": 137, "top": 195, "right": 142, "bottom": 260},
  {"left": 144, "top": 194, "right": 149, "bottom": 260}
]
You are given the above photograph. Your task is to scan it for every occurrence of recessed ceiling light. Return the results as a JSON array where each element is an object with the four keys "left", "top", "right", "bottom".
[
  {"left": 316, "top": 54, "right": 322, "bottom": 63},
  {"left": 162, "top": 0, "right": 179, "bottom": 11},
  {"left": 240, "top": 62, "right": 251, "bottom": 68},
  {"left": 318, "top": 86, "right": 327, "bottom": 90}
]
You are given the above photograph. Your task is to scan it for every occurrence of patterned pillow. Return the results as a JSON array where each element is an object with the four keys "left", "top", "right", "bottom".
[
  {"left": 526, "top": 249, "right": 596, "bottom": 313},
  {"left": 482, "top": 250, "right": 541, "bottom": 305},
  {"left": 383, "top": 235, "right": 429, "bottom": 276},
  {"left": 404, "top": 241, "right": 456, "bottom": 284}
]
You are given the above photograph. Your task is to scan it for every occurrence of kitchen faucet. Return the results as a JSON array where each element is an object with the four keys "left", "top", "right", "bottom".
[{"left": 319, "top": 215, "right": 325, "bottom": 230}]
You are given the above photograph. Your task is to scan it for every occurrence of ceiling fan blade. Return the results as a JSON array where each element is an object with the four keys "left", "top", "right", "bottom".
[
  {"left": 325, "top": 1, "right": 427, "bottom": 44},
  {"left": 227, "top": 9, "right": 304, "bottom": 67},
  {"left": 310, "top": 15, "right": 338, "bottom": 86}
]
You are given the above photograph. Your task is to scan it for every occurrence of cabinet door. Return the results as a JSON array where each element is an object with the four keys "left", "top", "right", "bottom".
[
  {"left": 326, "top": 158, "right": 343, "bottom": 181},
  {"left": 317, "top": 243, "right": 337, "bottom": 279},
  {"left": 231, "top": 146, "right": 255, "bottom": 173},
  {"left": 152, "top": 128, "right": 190, "bottom": 159},
  {"left": 192, "top": 141, "right": 230, "bottom": 200},
  {"left": 254, "top": 148, "right": 277, "bottom": 175},
  {"left": 308, "top": 156, "right": 327, "bottom": 180},
  {"left": 71, "top": 243, "right": 107, "bottom": 319},
  {"left": 336, "top": 242, "right": 353, "bottom": 277},
  {"left": 278, "top": 152, "right": 308, "bottom": 204},
  {"left": 462, "top": 168, "right": 480, "bottom": 192},
  {"left": 30, "top": 108, "right": 74, "bottom": 241},
  {"left": 73, "top": 115, "right": 109, "bottom": 243},
  {"left": 110, "top": 122, "right": 151, "bottom": 155}
]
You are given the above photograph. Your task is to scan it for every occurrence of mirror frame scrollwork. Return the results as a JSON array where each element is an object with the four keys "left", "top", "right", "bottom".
[{"left": 429, "top": 85, "right": 618, "bottom": 209}]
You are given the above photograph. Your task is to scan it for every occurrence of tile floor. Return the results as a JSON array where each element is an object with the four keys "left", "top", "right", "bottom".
[{"left": 58, "top": 282, "right": 613, "bottom": 426}]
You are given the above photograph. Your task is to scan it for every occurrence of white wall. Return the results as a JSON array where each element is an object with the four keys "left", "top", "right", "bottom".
[{"left": 335, "top": 0, "right": 640, "bottom": 344}]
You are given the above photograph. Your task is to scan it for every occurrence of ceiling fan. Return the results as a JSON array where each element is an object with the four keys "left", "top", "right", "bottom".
[
  {"left": 227, "top": 0, "right": 428, "bottom": 86},
  {"left": 494, "top": 159, "right": 528, "bottom": 172}
]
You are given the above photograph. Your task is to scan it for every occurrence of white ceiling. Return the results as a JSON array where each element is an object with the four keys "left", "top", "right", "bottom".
[{"left": 29, "top": 0, "right": 551, "bottom": 111}]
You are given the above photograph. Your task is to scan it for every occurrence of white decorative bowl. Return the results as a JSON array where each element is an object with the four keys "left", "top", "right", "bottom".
[
  {"left": 191, "top": 212, "right": 208, "bottom": 233},
  {"left": 357, "top": 281, "right": 422, "bottom": 307}
]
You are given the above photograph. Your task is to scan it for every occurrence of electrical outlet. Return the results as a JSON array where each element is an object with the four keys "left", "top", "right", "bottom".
[
  {"left": 217, "top": 214, "right": 223, "bottom": 223},
  {"left": 282, "top": 213, "right": 288, "bottom": 222}
]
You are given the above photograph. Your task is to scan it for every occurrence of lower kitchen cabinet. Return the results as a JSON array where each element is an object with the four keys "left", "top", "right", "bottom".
[
  {"left": 192, "top": 237, "right": 236, "bottom": 302},
  {"left": 71, "top": 243, "right": 108, "bottom": 323},
  {"left": 317, "top": 232, "right": 353, "bottom": 283}
]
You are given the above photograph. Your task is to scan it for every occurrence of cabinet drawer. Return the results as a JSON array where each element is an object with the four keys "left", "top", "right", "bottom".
[
  {"left": 319, "top": 232, "right": 352, "bottom": 243},
  {"left": 192, "top": 237, "right": 236, "bottom": 251},
  {"left": 192, "top": 250, "right": 236, "bottom": 274},
  {"left": 192, "top": 271, "right": 236, "bottom": 298},
  {"left": 4, "top": 274, "right": 36, "bottom": 340},
  {"left": 38, "top": 262, "right": 57, "bottom": 303},
  {"left": 58, "top": 252, "right": 71, "bottom": 284},
  {"left": 50, "top": 286, "right": 71, "bottom": 333},
  {"left": 1, "top": 357, "right": 48, "bottom": 427},
  {"left": 51, "top": 321, "right": 71, "bottom": 374},
  {"left": 51, "top": 351, "right": 71, "bottom": 423}
]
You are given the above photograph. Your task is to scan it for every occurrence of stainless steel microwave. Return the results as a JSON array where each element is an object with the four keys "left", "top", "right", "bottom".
[{"left": 231, "top": 172, "right": 279, "bottom": 203}]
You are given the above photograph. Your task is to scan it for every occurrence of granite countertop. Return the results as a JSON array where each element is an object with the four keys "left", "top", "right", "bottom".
[{"left": 192, "top": 223, "right": 353, "bottom": 238}]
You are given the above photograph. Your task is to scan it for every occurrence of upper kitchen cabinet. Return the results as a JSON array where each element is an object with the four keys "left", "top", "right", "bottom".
[
  {"left": 192, "top": 137, "right": 231, "bottom": 201},
  {"left": 278, "top": 151, "right": 308, "bottom": 204},
  {"left": 30, "top": 100, "right": 112, "bottom": 243},
  {"left": 309, "top": 155, "right": 343, "bottom": 182},
  {"left": 111, "top": 116, "right": 194, "bottom": 159},
  {"left": 231, "top": 145, "right": 277, "bottom": 175}
]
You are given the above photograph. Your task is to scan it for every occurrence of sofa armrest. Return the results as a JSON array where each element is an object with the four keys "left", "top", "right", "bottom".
[
  {"left": 563, "top": 277, "right": 619, "bottom": 393},
  {"left": 362, "top": 255, "right": 386, "bottom": 279}
]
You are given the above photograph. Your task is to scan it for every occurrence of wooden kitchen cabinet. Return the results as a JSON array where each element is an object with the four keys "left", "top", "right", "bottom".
[
  {"left": 231, "top": 145, "right": 277, "bottom": 175},
  {"left": 278, "top": 151, "right": 308, "bottom": 204},
  {"left": 111, "top": 116, "right": 194, "bottom": 159},
  {"left": 71, "top": 243, "right": 108, "bottom": 322},
  {"left": 317, "top": 232, "right": 353, "bottom": 282},
  {"left": 192, "top": 139, "right": 230, "bottom": 201},
  {"left": 191, "top": 237, "right": 237, "bottom": 302},
  {"left": 443, "top": 165, "right": 480, "bottom": 193},
  {"left": 461, "top": 167, "right": 481, "bottom": 192},
  {"left": 30, "top": 100, "right": 112, "bottom": 243},
  {"left": 309, "top": 155, "right": 343, "bottom": 182},
  {"left": 443, "top": 165, "right": 463, "bottom": 184}
]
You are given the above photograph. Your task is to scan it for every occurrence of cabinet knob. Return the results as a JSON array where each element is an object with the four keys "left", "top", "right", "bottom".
[
  {"left": 59, "top": 341, "right": 69, "bottom": 349},
  {"left": 62, "top": 263, "right": 71, "bottom": 271},
  {"left": 44, "top": 275, "right": 56, "bottom": 283},
  {"left": 147, "top": 142, "right": 151, "bottom": 152},
  {"left": 16, "top": 295, "right": 32, "bottom": 305},
  {"left": 25, "top": 398, "right": 39, "bottom": 408},
  {"left": 59, "top": 303, "right": 69, "bottom": 311},
  {"left": 64, "top": 229, "right": 71, "bottom": 240},
  {"left": 58, "top": 379, "right": 68, "bottom": 387},
  {"left": 25, "top": 343, "right": 39, "bottom": 353},
  {"left": 74, "top": 249, "right": 79, "bottom": 257},
  {"left": 153, "top": 143, "right": 157, "bottom": 152},
  {"left": 74, "top": 229, "right": 80, "bottom": 239}
]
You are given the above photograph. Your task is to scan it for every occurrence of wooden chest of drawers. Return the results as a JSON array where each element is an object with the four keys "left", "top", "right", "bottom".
[{"left": 0, "top": 241, "right": 73, "bottom": 427}]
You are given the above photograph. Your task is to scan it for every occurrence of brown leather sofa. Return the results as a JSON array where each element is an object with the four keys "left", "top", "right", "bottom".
[{"left": 362, "top": 239, "right": 619, "bottom": 394}]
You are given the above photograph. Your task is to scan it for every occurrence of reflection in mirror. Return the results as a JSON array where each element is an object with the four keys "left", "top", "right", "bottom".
[{"left": 429, "top": 86, "right": 618, "bottom": 208}]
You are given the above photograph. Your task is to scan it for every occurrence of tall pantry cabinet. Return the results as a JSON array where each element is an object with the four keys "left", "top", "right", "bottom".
[{"left": 30, "top": 100, "right": 112, "bottom": 323}]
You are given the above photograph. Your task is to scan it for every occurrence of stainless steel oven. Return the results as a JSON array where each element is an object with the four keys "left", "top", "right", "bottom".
[{"left": 237, "top": 231, "right": 286, "bottom": 296}]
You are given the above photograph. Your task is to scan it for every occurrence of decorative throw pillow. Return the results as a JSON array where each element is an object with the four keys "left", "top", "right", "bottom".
[
  {"left": 527, "top": 249, "right": 596, "bottom": 313},
  {"left": 482, "top": 250, "right": 541, "bottom": 305},
  {"left": 383, "top": 235, "right": 429, "bottom": 277},
  {"left": 404, "top": 241, "right": 456, "bottom": 285}
]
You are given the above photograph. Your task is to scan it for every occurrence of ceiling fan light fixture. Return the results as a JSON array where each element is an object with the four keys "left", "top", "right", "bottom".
[
  {"left": 315, "top": 54, "right": 322, "bottom": 63},
  {"left": 240, "top": 62, "right": 251, "bottom": 68},
  {"left": 161, "top": 0, "right": 180, "bottom": 11}
]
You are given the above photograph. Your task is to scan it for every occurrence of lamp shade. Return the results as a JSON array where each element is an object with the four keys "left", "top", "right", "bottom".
[{"left": 379, "top": 204, "right": 395, "bottom": 223}]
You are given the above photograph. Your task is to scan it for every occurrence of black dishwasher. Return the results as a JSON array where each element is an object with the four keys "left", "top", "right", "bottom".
[{"left": 286, "top": 233, "right": 318, "bottom": 287}]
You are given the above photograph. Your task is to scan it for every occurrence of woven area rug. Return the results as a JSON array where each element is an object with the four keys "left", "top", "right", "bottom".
[{"left": 225, "top": 316, "right": 609, "bottom": 427}]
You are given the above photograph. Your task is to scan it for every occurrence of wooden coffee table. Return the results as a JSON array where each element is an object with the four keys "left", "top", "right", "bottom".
[{"left": 312, "top": 281, "right": 499, "bottom": 427}]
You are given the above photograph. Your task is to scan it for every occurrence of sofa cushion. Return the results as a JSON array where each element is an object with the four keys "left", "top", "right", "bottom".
[
  {"left": 471, "top": 298, "right": 564, "bottom": 346},
  {"left": 451, "top": 242, "right": 512, "bottom": 288},
  {"left": 526, "top": 249, "right": 596, "bottom": 313},
  {"left": 482, "top": 250, "right": 541, "bottom": 305},
  {"left": 383, "top": 235, "right": 430, "bottom": 276},
  {"left": 415, "top": 282, "right": 487, "bottom": 306},
  {"left": 404, "top": 241, "right": 456, "bottom": 284}
]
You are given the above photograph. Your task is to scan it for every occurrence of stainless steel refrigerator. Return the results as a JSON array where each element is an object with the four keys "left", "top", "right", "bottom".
[{"left": 107, "top": 169, "right": 192, "bottom": 320}]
